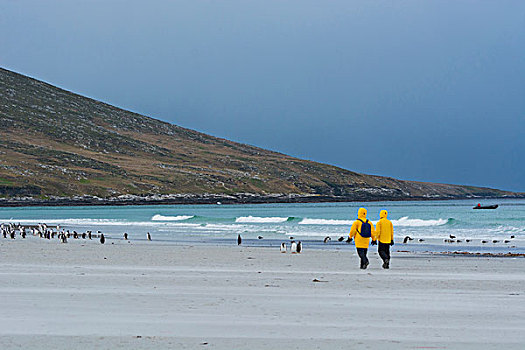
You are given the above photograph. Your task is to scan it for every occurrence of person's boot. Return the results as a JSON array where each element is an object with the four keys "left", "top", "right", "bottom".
[
  {"left": 382, "top": 259, "right": 390, "bottom": 269},
  {"left": 362, "top": 261, "right": 369, "bottom": 269}
]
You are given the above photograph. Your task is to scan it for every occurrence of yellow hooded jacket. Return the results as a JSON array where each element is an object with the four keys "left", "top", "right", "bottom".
[
  {"left": 376, "top": 210, "right": 394, "bottom": 244},
  {"left": 349, "top": 208, "right": 377, "bottom": 248}
]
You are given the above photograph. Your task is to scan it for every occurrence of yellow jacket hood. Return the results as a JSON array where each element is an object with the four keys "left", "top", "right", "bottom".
[
  {"left": 380, "top": 210, "right": 388, "bottom": 219},
  {"left": 358, "top": 208, "right": 367, "bottom": 220}
]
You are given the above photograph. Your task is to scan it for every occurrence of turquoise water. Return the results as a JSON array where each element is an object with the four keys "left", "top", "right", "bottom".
[{"left": 1, "top": 199, "right": 524, "bottom": 252}]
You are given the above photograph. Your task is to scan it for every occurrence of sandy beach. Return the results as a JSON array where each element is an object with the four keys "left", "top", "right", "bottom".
[{"left": 1, "top": 237, "right": 524, "bottom": 349}]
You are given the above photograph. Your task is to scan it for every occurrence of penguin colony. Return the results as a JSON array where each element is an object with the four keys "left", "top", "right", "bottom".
[{"left": 0, "top": 223, "right": 154, "bottom": 245}]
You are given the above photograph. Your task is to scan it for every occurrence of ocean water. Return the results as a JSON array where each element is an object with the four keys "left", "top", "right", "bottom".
[{"left": 1, "top": 199, "right": 524, "bottom": 253}]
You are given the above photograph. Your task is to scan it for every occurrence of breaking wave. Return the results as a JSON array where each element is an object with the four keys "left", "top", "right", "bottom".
[
  {"left": 151, "top": 214, "right": 195, "bottom": 221},
  {"left": 235, "top": 216, "right": 292, "bottom": 223},
  {"left": 298, "top": 217, "right": 450, "bottom": 227},
  {"left": 390, "top": 217, "right": 449, "bottom": 227},
  {"left": 298, "top": 218, "right": 352, "bottom": 225}
]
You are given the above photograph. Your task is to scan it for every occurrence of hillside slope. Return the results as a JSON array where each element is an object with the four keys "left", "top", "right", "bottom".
[{"left": 0, "top": 67, "right": 520, "bottom": 205}]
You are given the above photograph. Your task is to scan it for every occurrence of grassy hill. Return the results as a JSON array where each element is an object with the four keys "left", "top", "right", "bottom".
[{"left": 0, "top": 67, "right": 520, "bottom": 205}]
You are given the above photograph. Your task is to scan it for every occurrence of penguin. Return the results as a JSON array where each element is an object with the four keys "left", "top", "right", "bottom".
[
  {"left": 466, "top": 239, "right": 472, "bottom": 243},
  {"left": 100, "top": 234, "right": 105, "bottom": 244},
  {"left": 280, "top": 242, "right": 287, "bottom": 253},
  {"left": 73, "top": 231, "right": 78, "bottom": 239},
  {"left": 418, "top": 238, "right": 425, "bottom": 242},
  {"left": 449, "top": 235, "right": 456, "bottom": 239},
  {"left": 61, "top": 233, "right": 68, "bottom": 243},
  {"left": 504, "top": 240, "right": 511, "bottom": 244},
  {"left": 481, "top": 240, "right": 488, "bottom": 244},
  {"left": 147, "top": 232, "right": 152, "bottom": 241},
  {"left": 456, "top": 239, "right": 462, "bottom": 243},
  {"left": 21, "top": 231, "right": 26, "bottom": 239},
  {"left": 510, "top": 235, "right": 515, "bottom": 239},
  {"left": 124, "top": 233, "right": 128, "bottom": 240},
  {"left": 323, "top": 236, "right": 331, "bottom": 243},
  {"left": 297, "top": 241, "right": 302, "bottom": 253},
  {"left": 492, "top": 240, "right": 499, "bottom": 244},
  {"left": 257, "top": 235, "right": 263, "bottom": 240},
  {"left": 403, "top": 236, "right": 413, "bottom": 244},
  {"left": 289, "top": 236, "right": 294, "bottom": 240},
  {"left": 88, "top": 231, "right": 92, "bottom": 240},
  {"left": 337, "top": 236, "right": 344, "bottom": 242},
  {"left": 82, "top": 232, "right": 86, "bottom": 239},
  {"left": 290, "top": 241, "right": 297, "bottom": 254},
  {"left": 237, "top": 234, "right": 242, "bottom": 245}
]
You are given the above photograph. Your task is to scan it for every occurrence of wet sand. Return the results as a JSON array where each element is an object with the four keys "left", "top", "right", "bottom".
[{"left": 0, "top": 237, "right": 524, "bottom": 349}]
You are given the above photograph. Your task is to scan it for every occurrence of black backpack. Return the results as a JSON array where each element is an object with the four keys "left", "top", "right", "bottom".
[{"left": 357, "top": 219, "right": 372, "bottom": 238}]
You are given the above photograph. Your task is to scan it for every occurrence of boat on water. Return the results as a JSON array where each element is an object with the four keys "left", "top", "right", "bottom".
[{"left": 473, "top": 203, "right": 498, "bottom": 210}]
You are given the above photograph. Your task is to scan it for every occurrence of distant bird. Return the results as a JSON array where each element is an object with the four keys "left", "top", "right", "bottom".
[
  {"left": 289, "top": 236, "right": 294, "bottom": 240},
  {"left": 492, "top": 240, "right": 499, "bottom": 243},
  {"left": 504, "top": 240, "right": 511, "bottom": 244},
  {"left": 481, "top": 240, "right": 488, "bottom": 244},
  {"left": 456, "top": 239, "right": 462, "bottom": 243},
  {"left": 510, "top": 235, "right": 515, "bottom": 239},
  {"left": 337, "top": 236, "right": 344, "bottom": 242},
  {"left": 237, "top": 234, "right": 242, "bottom": 245},
  {"left": 449, "top": 235, "right": 456, "bottom": 239},
  {"left": 291, "top": 241, "right": 297, "bottom": 254},
  {"left": 88, "top": 231, "right": 92, "bottom": 240},
  {"left": 403, "top": 236, "right": 413, "bottom": 244},
  {"left": 466, "top": 239, "right": 472, "bottom": 243},
  {"left": 323, "top": 236, "right": 331, "bottom": 243},
  {"left": 61, "top": 234, "right": 67, "bottom": 243},
  {"left": 346, "top": 237, "right": 352, "bottom": 243},
  {"left": 147, "top": 232, "right": 152, "bottom": 241},
  {"left": 82, "top": 232, "right": 86, "bottom": 239},
  {"left": 257, "top": 236, "right": 263, "bottom": 240},
  {"left": 418, "top": 239, "right": 425, "bottom": 242},
  {"left": 297, "top": 241, "right": 302, "bottom": 253},
  {"left": 280, "top": 242, "right": 287, "bottom": 253},
  {"left": 124, "top": 233, "right": 128, "bottom": 240},
  {"left": 100, "top": 234, "right": 105, "bottom": 244}
]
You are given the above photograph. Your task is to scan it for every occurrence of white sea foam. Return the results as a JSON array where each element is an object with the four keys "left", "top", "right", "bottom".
[
  {"left": 151, "top": 214, "right": 194, "bottom": 221},
  {"left": 0, "top": 218, "right": 200, "bottom": 227},
  {"left": 235, "top": 216, "right": 290, "bottom": 223},
  {"left": 391, "top": 217, "right": 448, "bottom": 227},
  {"left": 299, "top": 217, "right": 448, "bottom": 227},
  {"left": 298, "top": 218, "right": 353, "bottom": 226}
]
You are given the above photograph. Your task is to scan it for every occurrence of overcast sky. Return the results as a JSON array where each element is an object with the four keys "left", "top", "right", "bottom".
[{"left": 1, "top": 0, "right": 524, "bottom": 191}]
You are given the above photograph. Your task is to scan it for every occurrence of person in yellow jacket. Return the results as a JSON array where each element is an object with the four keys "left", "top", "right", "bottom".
[
  {"left": 376, "top": 210, "right": 394, "bottom": 269},
  {"left": 349, "top": 208, "right": 377, "bottom": 269}
]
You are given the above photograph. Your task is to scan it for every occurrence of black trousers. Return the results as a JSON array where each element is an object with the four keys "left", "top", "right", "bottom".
[
  {"left": 378, "top": 242, "right": 390, "bottom": 262},
  {"left": 356, "top": 248, "right": 368, "bottom": 267}
]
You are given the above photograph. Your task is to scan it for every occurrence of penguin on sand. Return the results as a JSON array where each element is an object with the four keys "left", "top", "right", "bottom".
[
  {"left": 280, "top": 242, "right": 287, "bottom": 253},
  {"left": 290, "top": 241, "right": 297, "bottom": 254},
  {"left": 297, "top": 241, "right": 302, "bottom": 253},
  {"left": 237, "top": 234, "right": 242, "bottom": 245},
  {"left": 403, "top": 236, "right": 413, "bottom": 244},
  {"left": 147, "top": 232, "right": 152, "bottom": 241},
  {"left": 324, "top": 236, "right": 331, "bottom": 243},
  {"left": 100, "top": 234, "right": 105, "bottom": 244},
  {"left": 124, "top": 233, "right": 128, "bottom": 240}
]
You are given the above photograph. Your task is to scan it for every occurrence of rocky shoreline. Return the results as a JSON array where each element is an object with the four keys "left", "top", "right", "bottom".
[{"left": 0, "top": 193, "right": 522, "bottom": 207}]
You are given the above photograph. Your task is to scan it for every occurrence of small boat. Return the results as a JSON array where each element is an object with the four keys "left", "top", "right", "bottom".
[{"left": 473, "top": 204, "right": 498, "bottom": 210}]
